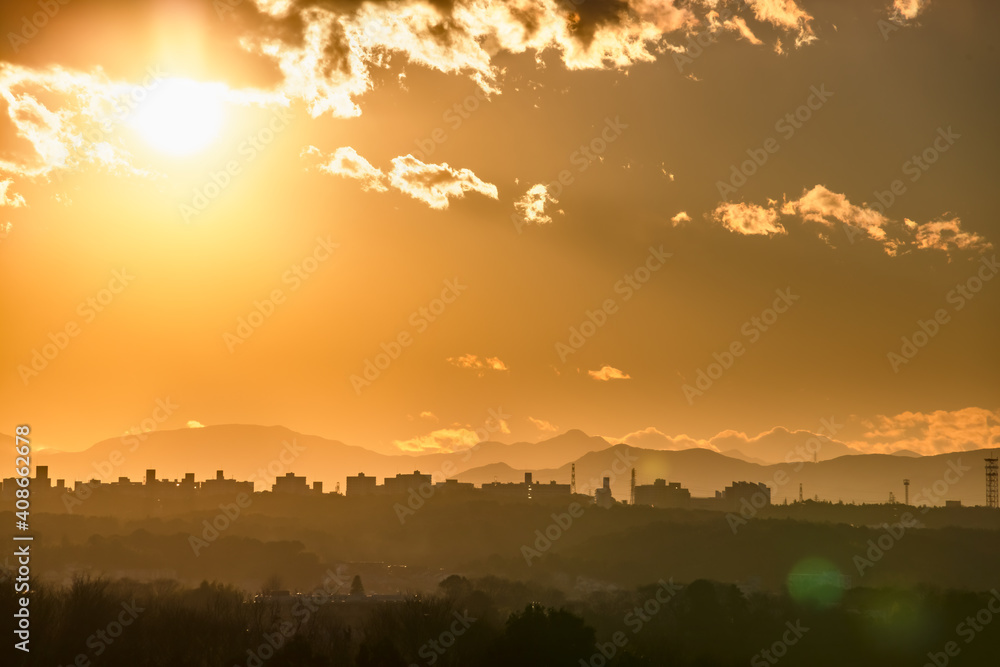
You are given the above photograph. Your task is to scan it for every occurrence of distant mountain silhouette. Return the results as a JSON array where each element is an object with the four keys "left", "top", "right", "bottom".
[
  {"left": 458, "top": 444, "right": 994, "bottom": 507},
  {"left": 31, "top": 425, "right": 610, "bottom": 490},
  {"left": 708, "top": 426, "right": 861, "bottom": 463},
  {"left": 720, "top": 449, "right": 769, "bottom": 465},
  {"left": 613, "top": 426, "right": 861, "bottom": 463},
  {"left": 418, "top": 428, "right": 612, "bottom": 470},
  {"left": 34, "top": 424, "right": 393, "bottom": 490},
  {"left": 27, "top": 425, "right": 994, "bottom": 506}
]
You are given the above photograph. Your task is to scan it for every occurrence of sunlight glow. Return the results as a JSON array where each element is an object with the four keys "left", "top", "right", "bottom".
[{"left": 129, "top": 78, "right": 226, "bottom": 155}]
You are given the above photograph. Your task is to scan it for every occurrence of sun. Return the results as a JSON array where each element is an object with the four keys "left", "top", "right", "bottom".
[{"left": 129, "top": 78, "right": 226, "bottom": 156}]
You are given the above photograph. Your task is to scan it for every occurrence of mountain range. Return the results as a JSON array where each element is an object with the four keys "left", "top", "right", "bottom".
[{"left": 10, "top": 425, "right": 995, "bottom": 506}]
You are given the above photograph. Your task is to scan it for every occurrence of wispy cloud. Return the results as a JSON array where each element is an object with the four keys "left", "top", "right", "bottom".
[
  {"left": 891, "top": 0, "right": 931, "bottom": 22},
  {"left": 710, "top": 185, "right": 991, "bottom": 257},
  {"left": 514, "top": 183, "right": 559, "bottom": 226},
  {"left": 447, "top": 353, "right": 509, "bottom": 375},
  {"left": 671, "top": 211, "right": 692, "bottom": 226},
  {"left": 394, "top": 427, "right": 482, "bottom": 453},
  {"left": 389, "top": 155, "right": 498, "bottom": 209},
  {"left": 851, "top": 408, "right": 999, "bottom": 456},
  {"left": 303, "top": 145, "right": 387, "bottom": 191},
  {"left": 529, "top": 417, "right": 559, "bottom": 432},
  {"left": 588, "top": 365, "right": 631, "bottom": 381},
  {"left": 304, "top": 147, "right": 497, "bottom": 209},
  {"left": 712, "top": 201, "right": 785, "bottom": 236},
  {"left": 0, "top": 180, "right": 26, "bottom": 208}
]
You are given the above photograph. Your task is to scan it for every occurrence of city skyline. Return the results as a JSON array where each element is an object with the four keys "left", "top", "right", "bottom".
[{"left": 3, "top": 1, "right": 1000, "bottom": 664}]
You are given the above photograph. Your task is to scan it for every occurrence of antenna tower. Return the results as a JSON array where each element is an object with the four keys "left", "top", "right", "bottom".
[{"left": 987, "top": 451, "right": 998, "bottom": 509}]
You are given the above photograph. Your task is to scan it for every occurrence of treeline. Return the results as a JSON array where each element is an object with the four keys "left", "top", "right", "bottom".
[
  {"left": 8, "top": 503, "right": 1000, "bottom": 593},
  {"left": 3, "top": 574, "right": 1000, "bottom": 666}
]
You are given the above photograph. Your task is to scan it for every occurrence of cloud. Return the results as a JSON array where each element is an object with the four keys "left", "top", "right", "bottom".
[
  {"left": 419, "top": 411, "right": 438, "bottom": 421},
  {"left": 233, "top": 0, "right": 820, "bottom": 119},
  {"left": 743, "top": 0, "right": 816, "bottom": 47},
  {"left": 614, "top": 426, "right": 717, "bottom": 451},
  {"left": 243, "top": 0, "right": 679, "bottom": 117},
  {"left": 782, "top": 183, "right": 894, "bottom": 244},
  {"left": 712, "top": 201, "right": 785, "bottom": 236},
  {"left": 709, "top": 426, "right": 860, "bottom": 462},
  {"left": 529, "top": 417, "right": 559, "bottom": 432},
  {"left": 609, "top": 413, "right": 998, "bottom": 460},
  {"left": 891, "top": 0, "right": 931, "bottom": 22},
  {"left": 447, "top": 353, "right": 509, "bottom": 375},
  {"left": 588, "top": 365, "right": 631, "bottom": 381},
  {"left": 304, "top": 145, "right": 387, "bottom": 191},
  {"left": 0, "top": 64, "right": 157, "bottom": 184},
  {"left": 0, "top": 63, "right": 284, "bottom": 203},
  {"left": 389, "top": 155, "right": 498, "bottom": 209},
  {"left": 670, "top": 211, "right": 691, "bottom": 226},
  {"left": 306, "top": 147, "right": 498, "bottom": 209},
  {"left": 0, "top": 0, "right": 821, "bottom": 172},
  {"left": 723, "top": 16, "right": 764, "bottom": 46},
  {"left": 186, "top": 420, "right": 205, "bottom": 428},
  {"left": 850, "top": 408, "right": 999, "bottom": 456},
  {"left": 913, "top": 218, "right": 991, "bottom": 254},
  {"left": 394, "top": 427, "right": 482, "bottom": 453},
  {"left": 710, "top": 185, "right": 991, "bottom": 257},
  {"left": 514, "top": 183, "right": 559, "bottom": 226},
  {"left": 0, "top": 180, "right": 26, "bottom": 208}
]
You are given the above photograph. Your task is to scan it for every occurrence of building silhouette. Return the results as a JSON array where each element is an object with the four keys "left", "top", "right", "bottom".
[
  {"left": 634, "top": 479, "right": 691, "bottom": 509},
  {"left": 595, "top": 477, "right": 615, "bottom": 508}
]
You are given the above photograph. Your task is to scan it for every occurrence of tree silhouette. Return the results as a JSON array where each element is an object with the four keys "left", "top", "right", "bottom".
[{"left": 491, "top": 604, "right": 595, "bottom": 667}]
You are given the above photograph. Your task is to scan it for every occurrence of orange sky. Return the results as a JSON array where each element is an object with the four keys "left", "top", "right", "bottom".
[{"left": 0, "top": 0, "right": 997, "bottom": 457}]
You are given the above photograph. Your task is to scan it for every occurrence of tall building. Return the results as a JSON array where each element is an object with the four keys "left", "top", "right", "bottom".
[
  {"left": 346, "top": 473, "right": 377, "bottom": 496},
  {"left": 724, "top": 481, "right": 771, "bottom": 511},
  {"left": 634, "top": 479, "right": 691, "bottom": 509},
  {"left": 595, "top": 477, "right": 615, "bottom": 508},
  {"left": 201, "top": 470, "right": 254, "bottom": 496},
  {"left": 531, "top": 480, "right": 572, "bottom": 498},
  {"left": 382, "top": 471, "right": 432, "bottom": 495},
  {"left": 273, "top": 472, "right": 310, "bottom": 494}
]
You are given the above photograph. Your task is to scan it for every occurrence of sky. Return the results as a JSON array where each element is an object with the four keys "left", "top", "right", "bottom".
[{"left": 0, "top": 0, "right": 997, "bottom": 458}]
